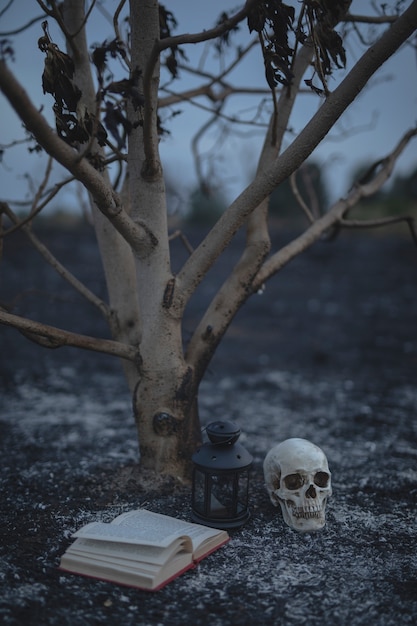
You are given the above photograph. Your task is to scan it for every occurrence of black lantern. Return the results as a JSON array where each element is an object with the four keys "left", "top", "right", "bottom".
[{"left": 191, "top": 421, "right": 253, "bottom": 530}]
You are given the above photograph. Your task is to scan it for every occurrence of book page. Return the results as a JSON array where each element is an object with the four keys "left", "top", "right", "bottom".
[
  {"left": 72, "top": 509, "right": 227, "bottom": 555},
  {"left": 60, "top": 547, "right": 194, "bottom": 591},
  {"left": 67, "top": 536, "right": 187, "bottom": 566},
  {"left": 110, "top": 509, "right": 227, "bottom": 552},
  {"left": 73, "top": 520, "right": 188, "bottom": 549},
  {"left": 65, "top": 545, "right": 191, "bottom": 576}
]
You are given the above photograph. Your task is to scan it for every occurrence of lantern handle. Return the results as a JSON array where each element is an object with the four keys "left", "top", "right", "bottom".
[{"left": 202, "top": 421, "right": 241, "bottom": 446}]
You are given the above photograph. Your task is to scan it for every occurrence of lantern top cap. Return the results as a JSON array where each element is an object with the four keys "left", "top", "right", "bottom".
[{"left": 206, "top": 420, "right": 241, "bottom": 446}]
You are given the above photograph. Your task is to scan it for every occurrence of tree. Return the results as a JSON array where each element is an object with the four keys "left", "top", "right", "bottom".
[{"left": 1, "top": 0, "right": 416, "bottom": 480}]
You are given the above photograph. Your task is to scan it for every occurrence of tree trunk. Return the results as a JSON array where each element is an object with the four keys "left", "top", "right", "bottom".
[
  {"left": 127, "top": 0, "right": 202, "bottom": 479},
  {"left": 62, "top": 0, "right": 141, "bottom": 393},
  {"left": 59, "top": 0, "right": 203, "bottom": 479},
  {"left": 133, "top": 358, "right": 202, "bottom": 479}
]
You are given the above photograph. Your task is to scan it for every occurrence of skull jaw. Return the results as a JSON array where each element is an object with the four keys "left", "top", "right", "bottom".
[{"left": 278, "top": 498, "right": 327, "bottom": 532}]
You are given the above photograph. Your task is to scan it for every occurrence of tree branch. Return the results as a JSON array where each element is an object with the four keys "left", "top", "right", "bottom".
[
  {"left": 348, "top": 127, "right": 417, "bottom": 197},
  {"left": 1, "top": 156, "right": 54, "bottom": 235},
  {"left": 252, "top": 126, "right": 417, "bottom": 290},
  {"left": 185, "top": 122, "right": 416, "bottom": 378},
  {"left": 290, "top": 171, "right": 315, "bottom": 223},
  {"left": 2, "top": 174, "right": 78, "bottom": 236},
  {"left": 345, "top": 13, "right": 398, "bottom": 25},
  {"left": 160, "top": 1, "right": 257, "bottom": 52},
  {"left": 1, "top": 203, "right": 112, "bottom": 320},
  {"left": 0, "top": 59, "right": 151, "bottom": 256},
  {"left": 340, "top": 215, "right": 417, "bottom": 245},
  {"left": 185, "top": 42, "right": 315, "bottom": 379},
  {"left": 0, "top": 309, "right": 139, "bottom": 363},
  {"left": 158, "top": 37, "right": 261, "bottom": 109},
  {"left": 176, "top": 0, "right": 417, "bottom": 309},
  {"left": 142, "top": 0, "right": 257, "bottom": 174},
  {"left": 159, "top": 84, "right": 271, "bottom": 108}
]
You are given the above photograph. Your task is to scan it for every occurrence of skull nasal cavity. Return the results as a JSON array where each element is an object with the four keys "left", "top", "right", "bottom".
[{"left": 306, "top": 484, "right": 317, "bottom": 498}]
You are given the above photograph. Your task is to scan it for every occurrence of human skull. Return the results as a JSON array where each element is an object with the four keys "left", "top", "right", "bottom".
[{"left": 263, "top": 438, "right": 332, "bottom": 532}]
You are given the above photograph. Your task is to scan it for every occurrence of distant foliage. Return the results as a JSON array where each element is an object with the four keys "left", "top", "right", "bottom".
[
  {"left": 348, "top": 163, "right": 417, "bottom": 217},
  {"left": 269, "top": 160, "right": 328, "bottom": 218},
  {"left": 390, "top": 167, "right": 417, "bottom": 203},
  {"left": 186, "top": 187, "right": 226, "bottom": 225}
]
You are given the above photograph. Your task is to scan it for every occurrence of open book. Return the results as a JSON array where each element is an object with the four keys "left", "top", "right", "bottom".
[{"left": 59, "top": 509, "right": 229, "bottom": 591}]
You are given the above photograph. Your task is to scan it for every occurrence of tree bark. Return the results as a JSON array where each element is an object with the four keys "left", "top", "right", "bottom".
[
  {"left": 62, "top": 0, "right": 141, "bottom": 392},
  {"left": 128, "top": 0, "right": 201, "bottom": 479}
]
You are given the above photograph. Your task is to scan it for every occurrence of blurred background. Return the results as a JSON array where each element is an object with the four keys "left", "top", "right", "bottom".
[{"left": 0, "top": 0, "right": 416, "bottom": 224}]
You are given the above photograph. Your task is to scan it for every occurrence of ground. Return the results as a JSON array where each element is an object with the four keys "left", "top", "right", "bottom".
[{"left": 1, "top": 222, "right": 417, "bottom": 625}]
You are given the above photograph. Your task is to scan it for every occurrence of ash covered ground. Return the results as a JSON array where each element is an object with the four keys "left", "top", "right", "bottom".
[{"left": 1, "top": 223, "right": 417, "bottom": 625}]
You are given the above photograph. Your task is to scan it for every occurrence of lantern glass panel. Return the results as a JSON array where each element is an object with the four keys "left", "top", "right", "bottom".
[
  {"left": 192, "top": 469, "right": 250, "bottom": 520},
  {"left": 210, "top": 473, "right": 235, "bottom": 518},
  {"left": 192, "top": 468, "right": 206, "bottom": 515},
  {"left": 236, "top": 469, "right": 250, "bottom": 513}
]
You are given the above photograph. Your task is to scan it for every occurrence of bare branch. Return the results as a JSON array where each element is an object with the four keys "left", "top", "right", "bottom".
[
  {"left": 253, "top": 126, "right": 417, "bottom": 289},
  {"left": 113, "top": 0, "right": 129, "bottom": 68},
  {"left": 158, "top": 37, "right": 262, "bottom": 109},
  {"left": 2, "top": 174, "right": 78, "bottom": 235},
  {"left": 1, "top": 203, "right": 112, "bottom": 319},
  {"left": 160, "top": 84, "right": 272, "bottom": 132},
  {"left": 191, "top": 110, "right": 222, "bottom": 190},
  {"left": 0, "top": 59, "right": 153, "bottom": 256},
  {"left": 36, "top": 0, "right": 97, "bottom": 54},
  {"left": 30, "top": 155, "right": 53, "bottom": 214},
  {"left": 340, "top": 215, "right": 417, "bottom": 246},
  {"left": 0, "top": 0, "right": 15, "bottom": 21},
  {"left": 2, "top": 156, "right": 54, "bottom": 236},
  {"left": 142, "top": 0, "right": 257, "bottom": 174},
  {"left": 155, "top": 1, "right": 257, "bottom": 55},
  {"left": 159, "top": 84, "right": 272, "bottom": 108},
  {"left": 184, "top": 45, "right": 314, "bottom": 378},
  {"left": 349, "top": 127, "right": 417, "bottom": 197},
  {"left": 176, "top": 1, "right": 417, "bottom": 311},
  {"left": 0, "top": 11, "right": 43, "bottom": 36},
  {"left": 0, "top": 309, "right": 139, "bottom": 363},
  {"left": 345, "top": 13, "right": 398, "bottom": 25},
  {"left": 290, "top": 171, "right": 315, "bottom": 223},
  {"left": 169, "top": 230, "right": 194, "bottom": 256}
]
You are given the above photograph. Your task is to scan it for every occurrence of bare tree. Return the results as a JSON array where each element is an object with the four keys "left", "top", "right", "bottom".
[{"left": 1, "top": 0, "right": 416, "bottom": 480}]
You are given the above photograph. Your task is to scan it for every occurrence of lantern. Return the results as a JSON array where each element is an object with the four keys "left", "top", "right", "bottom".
[{"left": 191, "top": 421, "right": 253, "bottom": 530}]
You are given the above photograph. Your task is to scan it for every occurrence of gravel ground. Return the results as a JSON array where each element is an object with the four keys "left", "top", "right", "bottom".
[{"left": 1, "top": 223, "right": 417, "bottom": 625}]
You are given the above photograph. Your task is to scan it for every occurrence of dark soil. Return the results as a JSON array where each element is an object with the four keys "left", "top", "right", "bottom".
[{"left": 1, "top": 223, "right": 417, "bottom": 625}]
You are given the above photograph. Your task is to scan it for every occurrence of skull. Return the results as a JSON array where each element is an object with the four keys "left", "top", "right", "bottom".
[{"left": 263, "top": 438, "right": 332, "bottom": 532}]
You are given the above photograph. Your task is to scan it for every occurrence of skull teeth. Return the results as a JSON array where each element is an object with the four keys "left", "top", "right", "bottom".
[{"left": 291, "top": 506, "right": 323, "bottom": 519}]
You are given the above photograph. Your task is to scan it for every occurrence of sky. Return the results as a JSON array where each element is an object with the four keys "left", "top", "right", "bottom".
[{"left": 0, "top": 0, "right": 416, "bottom": 214}]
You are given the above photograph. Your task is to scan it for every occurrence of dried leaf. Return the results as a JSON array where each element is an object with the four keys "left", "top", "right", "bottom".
[
  {"left": 247, "top": 1, "right": 295, "bottom": 90},
  {"left": 304, "top": 78, "right": 324, "bottom": 96}
]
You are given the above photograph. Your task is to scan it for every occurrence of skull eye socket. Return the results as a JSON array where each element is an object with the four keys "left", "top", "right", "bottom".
[
  {"left": 284, "top": 473, "right": 304, "bottom": 490},
  {"left": 314, "top": 471, "right": 330, "bottom": 488}
]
